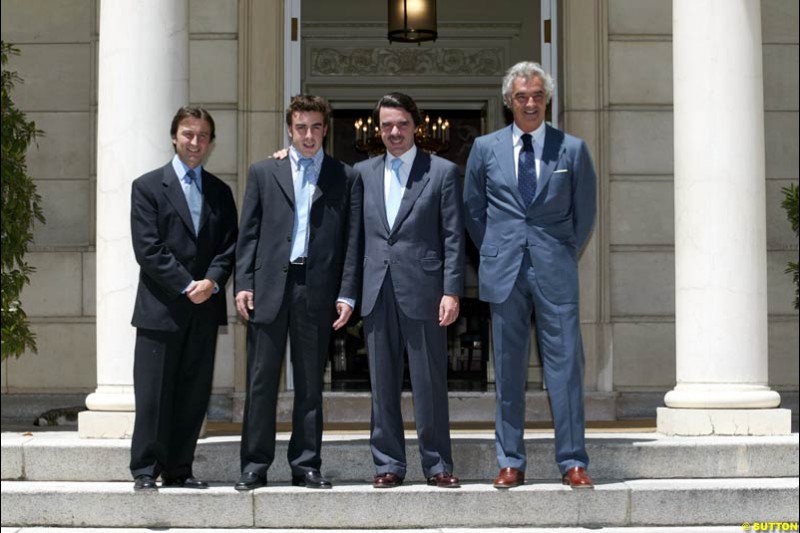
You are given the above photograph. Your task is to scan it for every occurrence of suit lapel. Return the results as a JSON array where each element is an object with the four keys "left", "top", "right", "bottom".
[
  {"left": 161, "top": 164, "right": 196, "bottom": 237},
  {"left": 312, "top": 155, "right": 330, "bottom": 205},
  {"left": 533, "top": 125, "right": 565, "bottom": 204},
  {"left": 391, "top": 149, "right": 431, "bottom": 234},
  {"left": 368, "top": 155, "right": 391, "bottom": 234},
  {"left": 491, "top": 126, "right": 525, "bottom": 208},
  {"left": 273, "top": 158, "right": 295, "bottom": 208},
  {"left": 197, "top": 170, "right": 212, "bottom": 233}
]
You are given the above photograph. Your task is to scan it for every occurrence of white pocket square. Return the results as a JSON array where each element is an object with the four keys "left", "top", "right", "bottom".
[{"left": 553, "top": 169, "right": 568, "bottom": 174}]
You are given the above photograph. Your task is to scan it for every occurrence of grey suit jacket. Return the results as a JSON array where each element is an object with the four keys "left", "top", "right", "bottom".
[
  {"left": 463, "top": 124, "right": 597, "bottom": 304},
  {"left": 355, "top": 149, "right": 464, "bottom": 320},
  {"left": 235, "top": 154, "right": 362, "bottom": 325}
]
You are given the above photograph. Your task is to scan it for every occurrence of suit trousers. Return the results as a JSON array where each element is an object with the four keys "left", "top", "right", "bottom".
[
  {"left": 130, "top": 303, "right": 218, "bottom": 479},
  {"left": 240, "top": 264, "right": 331, "bottom": 476},
  {"left": 364, "top": 270, "right": 454, "bottom": 479},
  {"left": 490, "top": 250, "right": 589, "bottom": 475}
]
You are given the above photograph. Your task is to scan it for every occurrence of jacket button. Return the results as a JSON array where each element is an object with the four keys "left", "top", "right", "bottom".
[
  {"left": 282, "top": 266, "right": 288, "bottom": 272},
  {"left": 388, "top": 238, "right": 395, "bottom": 245},
  {"left": 287, "top": 236, "right": 292, "bottom": 241},
  {"left": 383, "top": 260, "right": 389, "bottom": 265}
]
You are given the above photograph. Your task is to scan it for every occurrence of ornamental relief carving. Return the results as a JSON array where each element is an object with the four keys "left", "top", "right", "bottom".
[{"left": 310, "top": 47, "right": 504, "bottom": 76}]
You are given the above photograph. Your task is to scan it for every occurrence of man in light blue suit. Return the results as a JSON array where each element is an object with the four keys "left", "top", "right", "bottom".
[{"left": 464, "top": 62, "right": 597, "bottom": 489}]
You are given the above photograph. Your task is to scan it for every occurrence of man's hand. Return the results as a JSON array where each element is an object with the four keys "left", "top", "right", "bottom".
[
  {"left": 186, "top": 279, "right": 215, "bottom": 304},
  {"left": 235, "top": 290, "right": 254, "bottom": 321},
  {"left": 272, "top": 148, "right": 289, "bottom": 160},
  {"left": 333, "top": 301, "right": 353, "bottom": 330},
  {"left": 438, "top": 295, "right": 460, "bottom": 326}
]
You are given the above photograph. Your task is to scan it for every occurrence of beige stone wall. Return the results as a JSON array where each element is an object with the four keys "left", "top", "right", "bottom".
[
  {"left": 0, "top": 0, "right": 263, "bottom": 395},
  {"left": 1, "top": 0, "right": 797, "bottom": 406},
  {"left": 593, "top": 0, "right": 799, "bottom": 392},
  {"left": 1, "top": 0, "right": 98, "bottom": 392}
]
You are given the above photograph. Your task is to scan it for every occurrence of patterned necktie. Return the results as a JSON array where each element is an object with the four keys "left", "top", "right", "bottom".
[
  {"left": 185, "top": 168, "right": 202, "bottom": 234},
  {"left": 386, "top": 157, "right": 404, "bottom": 228},
  {"left": 518, "top": 133, "right": 537, "bottom": 206},
  {"left": 291, "top": 157, "right": 314, "bottom": 261}
]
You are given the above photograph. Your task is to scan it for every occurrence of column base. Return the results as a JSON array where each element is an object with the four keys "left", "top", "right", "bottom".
[
  {"left": 78, "top": 410, "right": 136, "bottom": 439},
  {"left": 657, "top": 407, "right": 792, "bottom": 436}
]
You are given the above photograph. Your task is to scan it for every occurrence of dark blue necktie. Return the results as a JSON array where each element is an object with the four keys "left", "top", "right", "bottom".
[{"left": 518, "top": 133, "right": 537, "bottom": 206}]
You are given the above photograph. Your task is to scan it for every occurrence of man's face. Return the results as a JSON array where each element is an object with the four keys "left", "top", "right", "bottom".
[
  {"left": 509, "top": 75, "right": 547, "bottom": 133},
  {"left": 172, "top": 117, "right": 212, "bottom": 169},
  {"left": 379, "top": 106, "right": 416, "bottom": 157},
  {"left": 288, "top": 110, "right": 327, "bottom": 157}
]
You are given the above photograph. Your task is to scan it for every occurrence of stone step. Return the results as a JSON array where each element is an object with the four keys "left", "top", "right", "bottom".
[
  {"left": 2, "top": 431, "right": 797, "bottom": 483},
  {"left": 2, "top": 478, "right": 797, "bottom": 529},
  {"left": 0, "top": 521, "right": 768, "bottom": 533}
]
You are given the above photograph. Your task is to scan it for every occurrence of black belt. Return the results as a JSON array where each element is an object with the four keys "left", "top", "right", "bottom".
[{"left": 290, "top": 257, "right": 307, "bottom": 265}]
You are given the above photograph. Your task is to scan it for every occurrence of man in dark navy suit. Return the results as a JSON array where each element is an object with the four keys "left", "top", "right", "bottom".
[
  {"left": 129, "top": 106, "right": 237, "bottom": 491},
  {"left": 234, "top": 95, "right": 362, "bottom": 490}
]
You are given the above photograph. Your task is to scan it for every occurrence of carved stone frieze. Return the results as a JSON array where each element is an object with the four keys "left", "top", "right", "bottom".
[{"left": 310, "top": 47, "right": 504, "bottom": 77}]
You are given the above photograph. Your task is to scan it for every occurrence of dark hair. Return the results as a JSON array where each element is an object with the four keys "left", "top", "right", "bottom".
[
  {"left": 170, "top": 106, "right": 216, "bottom": 141},
  {"left": 286, "top": 94, "right": 332, "bottom": 127},
  {"left": 372, "top": 92, "right": 421, "bottom": 128}
]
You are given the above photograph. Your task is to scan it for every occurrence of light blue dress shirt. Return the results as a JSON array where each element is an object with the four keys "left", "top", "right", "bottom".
[{"left": 289, "top": 146, "right": 323, "bottom": 262}]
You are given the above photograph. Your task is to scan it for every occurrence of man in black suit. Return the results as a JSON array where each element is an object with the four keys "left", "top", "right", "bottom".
[
  {"left": 354, "top": 93, "right": 465, "bottom": 489},
  {"left": 234, "top": 94, "right": 362, "bottom": 490},
  {"left": 129, "top": 106, "right": 238, "bottom": 491}
]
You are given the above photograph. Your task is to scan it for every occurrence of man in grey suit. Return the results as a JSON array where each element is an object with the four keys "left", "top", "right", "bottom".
[
  {"left": 355, "top": 93, "right": 464, "bottom": 489},
  {"left": 464, "top": 62, "right": 597, "bottom": 489},
  {"left": 234, "top": 95, "right": 362, "bottom": 490}
]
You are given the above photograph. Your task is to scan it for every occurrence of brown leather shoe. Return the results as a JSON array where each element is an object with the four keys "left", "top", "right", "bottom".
[
  {"left": 493, "top": 467, "right": 524, "bottom": 489},
  {"left": 562, "top": 467, "right": 594, "bottom": 489},
  {"left": 427, "top": 471, "right": 461, "bottom": 488},
  {"left": 373, "top": 472, "right": 403, "bottom": 489}
]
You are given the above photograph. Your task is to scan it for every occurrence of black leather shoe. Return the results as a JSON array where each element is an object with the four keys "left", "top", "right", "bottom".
[
  {"left": 291, "top": 470, "right": 332, "bottom": 489},
  {"left": 133, "top": 474, "right": 157, "bottom": 491},
  {"left": 234, "top": 471, "right": 266, "bottom": 491},
  {"left": 162, "top": 475, "right": 209, "bottom": 489}
]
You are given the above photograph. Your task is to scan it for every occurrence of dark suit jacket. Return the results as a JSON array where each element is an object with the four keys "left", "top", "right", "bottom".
[
  {"left": 130, "top": 162, "right": 238, "bottom": 331},
  {"left": 235, "top": 154, "right": 362, "bottom": 325},
  {"left": 355, "top": 149, "right": 464, "bottom": 320},
  {"left": 463, "top": 124, "right": 597, "bottom": 304}
]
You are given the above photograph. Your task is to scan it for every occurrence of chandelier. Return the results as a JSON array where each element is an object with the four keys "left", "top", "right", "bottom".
[{"left": 354, "top": 113, "right": 449, "bottom": 156}]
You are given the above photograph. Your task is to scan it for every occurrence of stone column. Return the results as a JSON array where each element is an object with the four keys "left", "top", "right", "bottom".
[
  {"left": 79, "top": 0, "right": 189, "bottom": 437},
  {"left": 657, "top": 0, "right": 790, "bottom": 435}
]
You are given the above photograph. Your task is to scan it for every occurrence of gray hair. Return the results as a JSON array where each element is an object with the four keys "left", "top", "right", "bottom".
[{"left": 501, "top": 61, "right": 554, "bottom": 108}]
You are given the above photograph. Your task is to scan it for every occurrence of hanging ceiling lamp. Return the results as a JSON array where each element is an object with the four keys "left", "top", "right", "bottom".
[{"left": 387, "top": 0, "right": 437, "bottom": 44}]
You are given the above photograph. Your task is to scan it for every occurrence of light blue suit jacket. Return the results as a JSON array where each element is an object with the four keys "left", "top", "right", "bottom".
[{"left": 464, "top": 124, "right": 597, "bottom": 304}]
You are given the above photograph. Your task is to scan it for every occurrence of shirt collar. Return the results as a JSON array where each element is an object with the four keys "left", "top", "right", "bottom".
[
  {"left": 172, "top": 154, "right": 203, "bottom": 182},
  {"left": 512, "top": 121, "right": 547, "bottom": 149},
  {"left": 385, "top": 144, "right": 417, "bottom": 170},
  {"left": 289, "top": 145, "right": 324, "bottom": 171}
]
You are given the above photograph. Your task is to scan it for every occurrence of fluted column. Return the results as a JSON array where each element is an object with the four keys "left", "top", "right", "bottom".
[
  {"left": 78, "top": 0, "right": 188, "bottom": 437},
  {"left": 657, "top": 0, "right": 790, "bottom": 435}
]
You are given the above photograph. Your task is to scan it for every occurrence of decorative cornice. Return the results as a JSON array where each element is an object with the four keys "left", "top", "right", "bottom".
[
  {"left": 302, "top": 21, "right": 521, "bottom": 39},
  {"left": 310, "top": 47, "right": 504, "bottom": 76}
]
